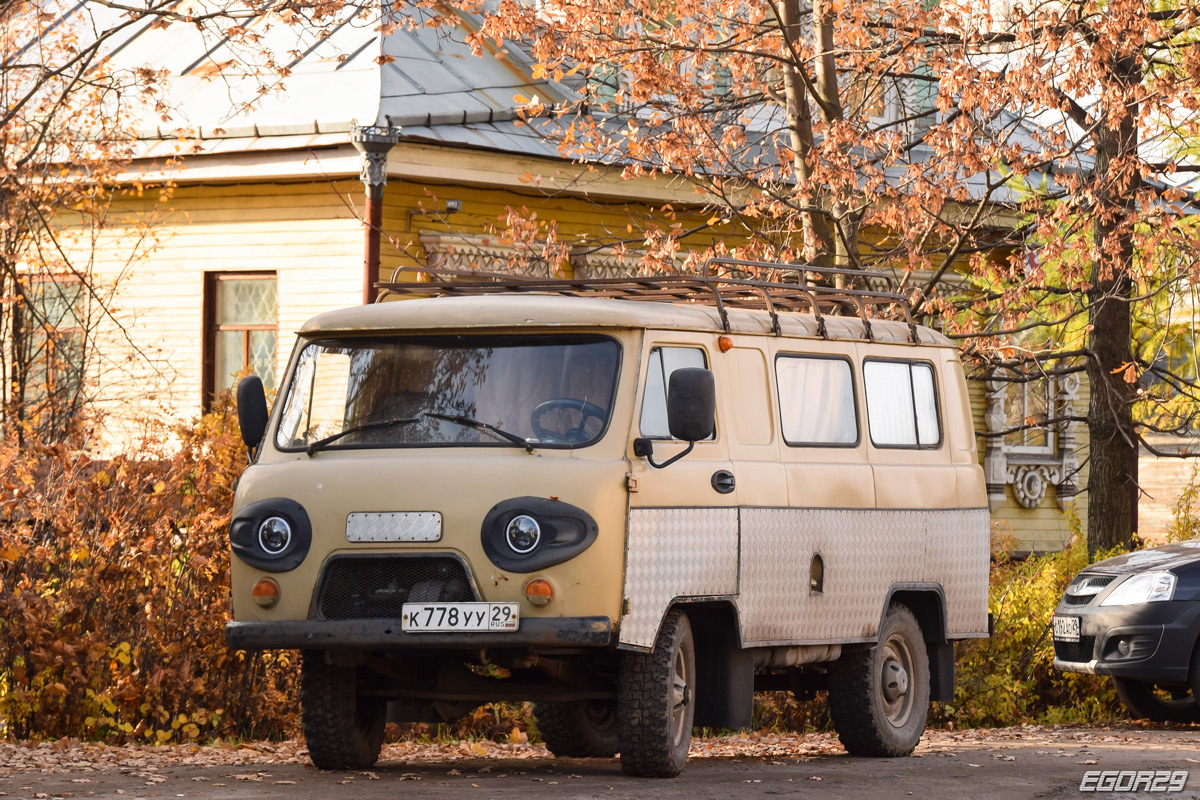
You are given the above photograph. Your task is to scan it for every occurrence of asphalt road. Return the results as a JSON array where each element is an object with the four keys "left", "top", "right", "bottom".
[{"left": 3, "top": 727, "right": 1200, "bottom": 800}]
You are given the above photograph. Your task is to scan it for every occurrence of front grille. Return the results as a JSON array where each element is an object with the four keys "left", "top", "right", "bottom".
[
  {"left": 1063, "top": 574, "right": 1116, "bottom": 606},
  {"left": 1054, "top": 636, "right": 1096, "bottom": 663},
  {"left": 315, "top": 556, "right": 477, "bottom": 620}
]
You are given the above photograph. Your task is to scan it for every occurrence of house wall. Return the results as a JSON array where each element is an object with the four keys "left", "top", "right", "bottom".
[
  {"left": 71, "top": 173, "right": 735, "bottom": 450},
  {"left": 79, "top": 180, "right": 364, "bottom": 451},
  {"left": 968, "top": 377, "right": 1092, "bottom": 554},
  {"left": 1139, "top": 435, "right": 1200, "bottom": 543},
  {"left": 374, "top": 177, "right": 736, "bottom": 281}
]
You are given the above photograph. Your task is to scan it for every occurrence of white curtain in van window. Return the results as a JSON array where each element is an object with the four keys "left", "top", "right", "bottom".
[
  {"left": 911, "top": 363, "right": 939, "bottom": 446},
  {"left": 776, "top": 357, "right": 857, "bottom": 444},
  {"left": 864, "top": 360, "right": 918, "bottom": 446}
]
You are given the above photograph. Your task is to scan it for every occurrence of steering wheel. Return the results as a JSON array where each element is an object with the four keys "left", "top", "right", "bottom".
[{"left": 530, "top": 398, "right": 607, "bottom": 444}]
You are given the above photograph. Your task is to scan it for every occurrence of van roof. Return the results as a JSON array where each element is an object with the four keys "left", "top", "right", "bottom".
[{"left": 299, "top": 293, "right": 952, "bottom": 346}]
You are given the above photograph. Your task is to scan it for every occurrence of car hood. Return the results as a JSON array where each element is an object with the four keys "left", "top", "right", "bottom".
[{"left": 1089, "top": 540, "right": 1200, "bottom": 575}]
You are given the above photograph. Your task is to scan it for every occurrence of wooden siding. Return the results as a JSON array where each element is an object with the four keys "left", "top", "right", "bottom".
[
  {"left": 77, "top": 181, "right": 363, "bottom": 449},
  {"left": 968, "top": 377, "right": 1092, "bottom": 554}
]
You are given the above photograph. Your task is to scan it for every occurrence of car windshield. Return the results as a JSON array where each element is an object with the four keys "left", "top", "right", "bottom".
[{"left": 275, "top": 334, "right": 621, "bottom": 451}]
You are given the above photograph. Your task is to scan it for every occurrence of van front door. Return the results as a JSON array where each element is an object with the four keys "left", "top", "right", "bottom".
[{"left": 619, "top": 339, "right": 739, "bottom": 650}]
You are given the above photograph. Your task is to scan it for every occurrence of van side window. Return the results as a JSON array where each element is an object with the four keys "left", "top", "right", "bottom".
[
  {"left": 640, "top": 346, "right": 709, "bottom": 439},
  {"left": 863, "top": 359, "right": 941, "bottom": 448},
  {"left": 776, "top": 355, "right": 858, "bottom": 446}
]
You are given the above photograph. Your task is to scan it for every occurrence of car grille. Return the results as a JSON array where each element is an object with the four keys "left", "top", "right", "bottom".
[
  {"left": 1053, "top": 636, "right": 1096, "bottom": 663},
  {"left": 1062, "top": 574, "right": 1116, "bottom": 606},
  {"left": 315, "top": 555, "right": 478, "bottom": 620}
]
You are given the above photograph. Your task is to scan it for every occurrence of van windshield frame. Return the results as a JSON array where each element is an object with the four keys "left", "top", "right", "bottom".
[{"left": 274, "top": 334, "right": 622, "bottom": 452}]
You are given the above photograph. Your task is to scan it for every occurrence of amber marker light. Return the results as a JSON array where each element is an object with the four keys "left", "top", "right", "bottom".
[
  {"left": 252, "top": 578, "right": 280, "bottom": 608},
  {"left": 524, "top": 578, "right": 554, "bottom": 607},
  {"left": 718, "top": 335, "right": 733, "bottom": 352}
]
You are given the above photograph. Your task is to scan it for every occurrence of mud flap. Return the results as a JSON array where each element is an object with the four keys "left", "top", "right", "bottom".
[
  {"left": 694, "top": 642, "right": 754, "bottom": 729},
  {"left": 928, "top": 641, "right": 955, "bottom": 703}
]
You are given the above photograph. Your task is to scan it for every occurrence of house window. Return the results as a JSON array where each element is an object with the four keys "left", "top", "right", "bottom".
[
  {"left": 983, "top": 371, "right": 1082, "bottom": 510},
  {"left": 204, "top": 273, "right": 277, "bottom": 404},
  {"left": 1003, "top": 377, "right": 1054, "bottom": 454},
  {"left": 21, "top": 276, "right": 86, "bottom": 425}
]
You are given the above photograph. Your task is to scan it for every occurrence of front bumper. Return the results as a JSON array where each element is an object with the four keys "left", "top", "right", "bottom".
[
  {"left": 226, "top": 616, "right": 613, "bottom": 651},
  {"left": 1052, "top": 600, "right": 1199, "bottom": 683}
]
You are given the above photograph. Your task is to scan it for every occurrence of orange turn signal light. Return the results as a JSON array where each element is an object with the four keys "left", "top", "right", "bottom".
[
  {"left": 252, "top": 577, "right": 280, "bottom": 608},
  {"left": 524, "top": 578, "right": 554, "bottom": 607},
  {"left": 718, "top": 335, "right": 733, "bottom": 352}
]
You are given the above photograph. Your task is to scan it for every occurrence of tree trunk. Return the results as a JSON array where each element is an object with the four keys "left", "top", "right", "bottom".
[
  {"left": 1086, "top": 54, "right": 1139, "bottom": 558},
  {"left": 779, "top": 0, "right": 833, "bottom": 265},
  {"left": 811, "top": 0, "right": 860, "bottom": 277}
]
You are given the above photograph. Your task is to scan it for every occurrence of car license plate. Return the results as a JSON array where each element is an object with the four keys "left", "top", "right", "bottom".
[
  {"left": 401, "top": 602, "right": 519, "bottom": 632},
  {"left": 1052, "top": 615, "right": 1080, "bottom": 642}
]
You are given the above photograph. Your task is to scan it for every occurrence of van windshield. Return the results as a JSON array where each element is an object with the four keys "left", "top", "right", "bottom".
[{"left": 275, "top": 334, "right": 621, "bottom": 451}]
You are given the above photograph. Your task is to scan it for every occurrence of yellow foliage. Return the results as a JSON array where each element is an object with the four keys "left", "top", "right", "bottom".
[
  {"left": 0, "top": 399, "right": 299, "bottom": 742},
  {"left": 946, "top": 521, "right": 1122, "bottom": 728}
]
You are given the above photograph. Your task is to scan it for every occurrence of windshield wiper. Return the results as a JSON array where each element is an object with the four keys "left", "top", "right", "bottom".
[
  {"left": 424, "top": 412, "right": 535, "bottom": 452},
  {"left": 306, "top": 416, "right": 422, "bottom": 456}
]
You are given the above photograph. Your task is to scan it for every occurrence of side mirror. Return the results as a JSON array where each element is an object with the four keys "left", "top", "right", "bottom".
[
  {"left": 636, "top": 368, "right": 715, "bottom": 470},
  {"left": 666, "top": 367, "right": 716, "bottom": 442},
  {"left": 236, "top": 375, "right": 269, "bottom": 452}
]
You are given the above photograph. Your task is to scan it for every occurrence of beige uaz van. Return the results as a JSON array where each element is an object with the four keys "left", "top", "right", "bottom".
[{"left": 227, "top": 265, "right": 990, "bottom": 777}]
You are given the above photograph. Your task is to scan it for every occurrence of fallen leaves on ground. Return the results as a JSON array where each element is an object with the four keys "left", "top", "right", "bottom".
[{"left": 0, "top": 724, "right": 1197, "bottom": 775}]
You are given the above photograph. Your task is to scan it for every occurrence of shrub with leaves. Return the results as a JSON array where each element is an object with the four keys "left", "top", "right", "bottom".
[
  {"left": 0, "top": 401, "right": 298, "bottom": 742},
  {"left": 1168, "top": 463, "right": 1200, "bottom": 544},
  {"left": 946, "top": 520, "right": 1122, "bottom": 728}
]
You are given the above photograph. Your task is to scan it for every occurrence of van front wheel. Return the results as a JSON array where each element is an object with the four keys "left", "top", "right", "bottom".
[
  {"left": 617, "top": 609, "right": 696, "bottom": 777},
  {"left": 828, "top": 604, "right": 930, "bottom": 757},
  {"left": 301, "top": 652, "right": 386, "bottom": 770}
]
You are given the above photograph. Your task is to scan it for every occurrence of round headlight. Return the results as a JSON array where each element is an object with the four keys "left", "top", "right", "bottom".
[
  {"left": 506, "top": 515, "right": 541, "bottom": 554},
  {"left": 258, "top": 516, "right": 293, "bottom": 555}
]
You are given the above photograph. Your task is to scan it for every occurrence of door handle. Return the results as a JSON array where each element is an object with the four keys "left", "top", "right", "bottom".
[{"left": 711, "top": 470, "right": 735, "bottom": 494}]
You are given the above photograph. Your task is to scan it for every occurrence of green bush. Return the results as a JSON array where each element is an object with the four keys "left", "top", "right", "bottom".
[{"left": 946, "top": 523, "right": 1121, "bottom": 728}]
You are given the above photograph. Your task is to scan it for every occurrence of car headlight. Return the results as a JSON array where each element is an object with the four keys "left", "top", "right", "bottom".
[
  {"left": 229, "top": 497, "right": 312, "bottom": 572},
  {"left": 258, "top": 516, "right": 293, "bottom": 554},
  {"left": 1099, "top": 571, "right": 1176, "bottom": 606},
  {"left": 480, "top": 496, "right": 598, "bottom": 573},
  {"left": 506, "top": 515, "right": 542, "bottom": 554}
]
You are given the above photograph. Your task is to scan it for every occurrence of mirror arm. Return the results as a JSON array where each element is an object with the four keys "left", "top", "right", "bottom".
[{"left": 635, "top": 438, "right": 695, "bottom": 470}]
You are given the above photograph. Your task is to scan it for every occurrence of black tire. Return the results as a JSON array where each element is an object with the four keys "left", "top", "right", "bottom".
[
  {"left": 1113, "top": 677, "right": 1200, "bottom": 723},
  {"left": 301, "top": 652, "right": 386, "bottom": 770},
  {"left": 617, "top": 609, "right": 696, "bottom": 777},
  {"left": 828, "top": 604, "right": 930, "bottom": 757},
  {"left": 536, "top": 700, "right": 619, "bottom": 757}
]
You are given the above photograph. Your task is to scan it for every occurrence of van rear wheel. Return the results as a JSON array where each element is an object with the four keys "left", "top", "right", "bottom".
[
  {"left": 828, "top": 604, "right": 929, "bottom": 757},
  {"left": 301, "top": 652, "right": 386, "bottom": 770},
  {"left": 536, "top": 700, "right": 619, "bottom": 757},
  {"left": 617, "top": 609, "right": 696, "bottom": 777}
]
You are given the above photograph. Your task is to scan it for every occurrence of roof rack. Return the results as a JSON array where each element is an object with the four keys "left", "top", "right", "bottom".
[{"left": 376, "top": 259, "right": 918, "bottom": 343}]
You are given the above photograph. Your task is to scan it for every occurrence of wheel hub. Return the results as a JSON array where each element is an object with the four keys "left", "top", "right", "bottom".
[{"left": 882, "top": 658, "right": 909, "bottom": 703}]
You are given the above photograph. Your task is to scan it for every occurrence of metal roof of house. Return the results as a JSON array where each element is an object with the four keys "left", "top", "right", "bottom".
[{"left": 75, "top": 0, "right": 571, "bottom": 162}]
